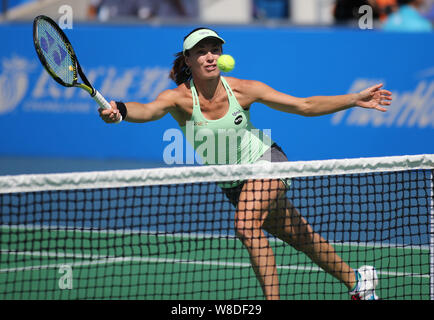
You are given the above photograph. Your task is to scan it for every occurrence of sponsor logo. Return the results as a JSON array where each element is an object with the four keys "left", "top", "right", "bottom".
[
  {"left": 0, "top": 54, "right": 172, "bottom": 115},
  {"left": 0, "top": 56, "right": 34, "bottom": 115},
  {"left": 332, "top": 75, "right": 434, "bottom": 129},
  {"left": 234, "top": 114, "right": 243, "bottom": 125},
  {"left": 1, "top": 56, "right": 433, "bottom": 130},
  {"left": 194, "top": 121, "right": 209, "bottom": 126}
]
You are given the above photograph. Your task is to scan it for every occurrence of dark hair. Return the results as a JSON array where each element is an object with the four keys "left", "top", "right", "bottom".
[
  {"left": 169, "top": 27, "right": 221, "bottom": 86},
  {"left": 169, "top": 50, "right": 191, "bottom": 86}
]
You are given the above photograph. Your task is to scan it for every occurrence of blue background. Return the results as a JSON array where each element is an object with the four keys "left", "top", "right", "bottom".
[{"left": 0, "top": 23, "right": 433, "bottom": 173}]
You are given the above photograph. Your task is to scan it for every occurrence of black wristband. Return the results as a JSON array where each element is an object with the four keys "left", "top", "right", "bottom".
[{"left": 115, "top": 101, "right": 127, "bottom": 120}]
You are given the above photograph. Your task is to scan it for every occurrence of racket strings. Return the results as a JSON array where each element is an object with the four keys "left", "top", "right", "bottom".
[{"left": 36, "top": 19, "right": 75, "bottom": 85}]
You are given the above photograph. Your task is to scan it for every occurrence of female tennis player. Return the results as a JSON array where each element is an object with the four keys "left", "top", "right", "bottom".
[{"left": 99, "top": 28, "right": 392, "bottom": 300}]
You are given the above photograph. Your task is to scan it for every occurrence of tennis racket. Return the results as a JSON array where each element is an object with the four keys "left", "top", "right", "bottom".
[{"left": 32, "top": 15, "right": 117, "bottom": 119}]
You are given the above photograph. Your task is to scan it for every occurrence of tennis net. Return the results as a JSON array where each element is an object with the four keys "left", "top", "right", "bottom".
[{"left": 0, "top": 154, "right": 433, "bottom": 300}]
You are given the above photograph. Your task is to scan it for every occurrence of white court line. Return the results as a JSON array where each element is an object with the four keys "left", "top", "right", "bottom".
[
  {"left": 1, "top": 224, "right": 430, "bottom": 279},
  {"left": 0, "top": 249, "right": 430, "bottom": 279},
  {"left": 1, "top": 224, "right": 430, "bottom": 251}
]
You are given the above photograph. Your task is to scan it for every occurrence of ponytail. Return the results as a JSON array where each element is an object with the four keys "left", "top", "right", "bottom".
[{"left": 169, "top": 51, "right": 191, "bottom": 86}]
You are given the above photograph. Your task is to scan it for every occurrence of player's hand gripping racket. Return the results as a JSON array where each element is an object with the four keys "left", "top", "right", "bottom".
[{"left": 33, "top": 15, "right": 120, "bottom": 122}]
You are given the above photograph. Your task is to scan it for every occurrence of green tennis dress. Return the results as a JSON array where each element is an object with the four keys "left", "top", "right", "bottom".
[{"left": 180, "top": 76, "right": 274, "bottom": 188}]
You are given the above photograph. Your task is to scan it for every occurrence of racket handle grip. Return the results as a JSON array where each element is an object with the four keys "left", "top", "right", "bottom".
[{"left": 93, "top": 90, "right": 122, "bottom": 123}]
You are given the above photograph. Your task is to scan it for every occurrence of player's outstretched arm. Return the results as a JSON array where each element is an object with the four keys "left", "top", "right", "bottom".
[
  {"left": 300, "top": 83, "right": 392, "bottom": 116},
  {"left": 99, "top": 89, "right": 177, "bottom": 124},
  {"left": 248, "top": 81, "right": 392, "bottom": 117}
]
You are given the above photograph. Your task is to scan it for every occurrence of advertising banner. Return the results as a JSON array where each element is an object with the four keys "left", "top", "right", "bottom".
[{"left": 1, "top": 24, "right": 433, "bottom": 164}]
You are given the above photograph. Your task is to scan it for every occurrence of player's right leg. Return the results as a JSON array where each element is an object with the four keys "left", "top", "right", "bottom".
[
  {"left": 349, "top": 266, "right": 379, "bottom": 300},
  {"left": 263, "top": 197, "right": 379, "bottom": 299}
]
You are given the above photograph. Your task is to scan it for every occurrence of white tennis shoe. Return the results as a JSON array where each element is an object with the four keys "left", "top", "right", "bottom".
[{"left": 350, "top": 265, "right": 379, "bottom": 300}]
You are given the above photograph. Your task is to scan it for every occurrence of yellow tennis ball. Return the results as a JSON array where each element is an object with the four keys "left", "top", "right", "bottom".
[{"left": 217, "top": 54, "right": 235, "bottom": 72}]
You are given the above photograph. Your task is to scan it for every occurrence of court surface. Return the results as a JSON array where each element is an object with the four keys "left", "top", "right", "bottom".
[{"left": 1, "top": 225, "right": 430, "bottom": 300}]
